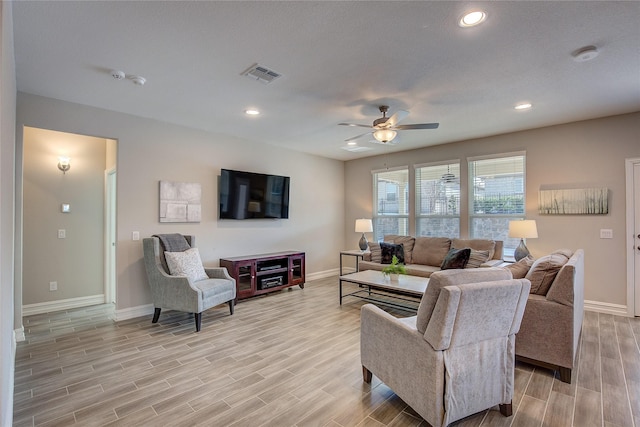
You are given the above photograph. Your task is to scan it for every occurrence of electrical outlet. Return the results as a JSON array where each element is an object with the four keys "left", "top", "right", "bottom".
[
  {"left": 49, "top": 281, "right": 57, "bottom": 291},
  {"left": 58, "top": 229, "right": 66, "bottom": 239},
  {"left": 600, "top": 229, "right": 613, "bottom": 239}
]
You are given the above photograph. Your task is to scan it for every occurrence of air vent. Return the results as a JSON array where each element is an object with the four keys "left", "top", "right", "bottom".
[
  {"left": 241, "top": 63, "right": 282, "bottom": 84},
  {"left": 341, "top": 145, "right": 374, "bottom": 153}
]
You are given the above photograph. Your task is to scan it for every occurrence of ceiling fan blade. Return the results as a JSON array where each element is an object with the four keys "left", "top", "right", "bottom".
[
  {"left": 338, "top": 122, "right": 372, "bottom": 129},
  {"left": 394, "top": 122, "right": 440, "bottom": 130},
  {"left": 385, "top": 110, "right": 409, "bottom": 127},
  {"left": 345, "top": 131, "right": 373, "bottom": 142}
]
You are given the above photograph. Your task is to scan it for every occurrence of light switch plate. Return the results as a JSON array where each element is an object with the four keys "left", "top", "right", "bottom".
[
  {"left": 58, "top": 229, "right": 66, "bottom": 239},
  {"left": 600, "top": 229, "right": 613, "bottom": 239},
  {"left": 132, "top": 231, "right": 140, "bottom": 241},
  {"left": 61, "top": 203, "right": 70, "bottom": 213}
]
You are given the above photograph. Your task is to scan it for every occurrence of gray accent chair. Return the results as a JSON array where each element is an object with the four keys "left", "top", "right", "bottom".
[
  {"left": 142, "top": 235, "right": 236, "bottom": 332},
  {"left": 361, "top": 268, "right": 530, "bottom": 427}
]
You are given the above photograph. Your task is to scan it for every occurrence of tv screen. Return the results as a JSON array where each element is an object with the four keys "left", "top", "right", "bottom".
[{"left": 219, "top": 169, "right": 290, "bottom": 219}]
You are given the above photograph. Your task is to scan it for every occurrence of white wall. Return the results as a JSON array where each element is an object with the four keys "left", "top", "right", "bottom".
[
  {"left": 345, "top": 112, "right": 640, "bottom": 312},
  {"left": 16, "top": 93, "right": 345, "bottom": 316},
  {"left": 22, "top": 127, "right": 107, "bottom": 305},
  {"left": 1, "top": 1, "right": 16, "bottom": 424}
]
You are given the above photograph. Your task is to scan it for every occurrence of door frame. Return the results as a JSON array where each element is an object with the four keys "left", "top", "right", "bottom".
[
  {"left": 626, "top": 157, "right": 640, "bottom": 316},
  {"left": 105, "top": 168, "right": 117, "bottom": 304}
]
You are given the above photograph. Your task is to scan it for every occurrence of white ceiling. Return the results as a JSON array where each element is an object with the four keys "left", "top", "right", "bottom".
[{"left": 12, "top": 1, "right": 640, "bottom": 161}]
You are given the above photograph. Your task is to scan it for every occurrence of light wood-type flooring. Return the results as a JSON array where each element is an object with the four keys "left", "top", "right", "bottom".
[{"left": 13, "top": 277, "right": 640, "bottom": 426}]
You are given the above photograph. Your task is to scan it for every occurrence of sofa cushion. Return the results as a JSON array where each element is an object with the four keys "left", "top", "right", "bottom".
[
  {"left": 165, "top": 247, "right": 208, "bottom": 282},
  {"left": 380, "top": 242, "right": 405, "bottom": 264},
  {"left": 367, "top": 242, "right": 382, "bottom": 263},
  {"left": 464, "top": 249, "right": 490, "bottom": 268},
  {"left": 451, "top": 238, "right": 496, "bottom": 260},
  {"left": 504, "top": 255, "right": 535, "bottom": 278},
  {"left": 525, "top": 252, "right": 570, "bottom": 295},
  {"left": 412, "top": 237, "right": 451, "bottom": 267},
  {"left": 440, "top": 248, "right": 471, "bottom": 270},
  {"left": 384, "top": 235, "right": 416, "bottom": 263}
]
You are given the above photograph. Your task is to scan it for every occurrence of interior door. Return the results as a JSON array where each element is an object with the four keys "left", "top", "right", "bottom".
[
  {"left": 105, "top": 169, "right": 117, "bottom": 304},
  {"left": 633, "top": 162, "right": 640, "bottom": 315}
]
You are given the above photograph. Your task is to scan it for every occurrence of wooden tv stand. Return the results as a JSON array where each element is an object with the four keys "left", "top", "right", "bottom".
[{"left": 220, "top": 251, "right": 305, "bottom": 301}]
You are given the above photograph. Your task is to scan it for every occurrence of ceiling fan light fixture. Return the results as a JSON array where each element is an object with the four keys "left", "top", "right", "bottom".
[
  {"left": 515, "top": 102, "right": 532, "bottom": 110},
  {"left": 373, "top": 129, "right": 397, "bottom": 143},
  {"left": 459, "top": 10, "right": 487, "bottom": 27}
]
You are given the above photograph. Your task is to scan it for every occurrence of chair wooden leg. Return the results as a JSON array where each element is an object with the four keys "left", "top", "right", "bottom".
[
  {"left": 362, "top": 366, "right": 372, "bottom": 383},
  {"left": 152, "top": 308, "right": 161, "bottom": 323},
  {"left": 228, "top": 299, "right": 235, "bottom": 315},
  {"left": 499, "top": 402, "right": 513, "bottom": 417},
  {"left": 559, "top": 367, "right": 572, "bottom": 383},
  {"left": 194, "top": 312, "right": 202, "bottom": 332}
]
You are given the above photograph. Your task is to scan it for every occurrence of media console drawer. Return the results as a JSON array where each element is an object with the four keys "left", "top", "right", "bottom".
[{"left": 220, "top": 251, "right": 305, "bottom": 301}]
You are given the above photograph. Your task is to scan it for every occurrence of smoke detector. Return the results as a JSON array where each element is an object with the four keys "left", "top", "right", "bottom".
[
  {"left": 110, "top": 70, "right": 125, "bottom": 80},
  {"left": 129, "top": 76, "right": 146, "bottom": 86},
  {"left": 572, "top": 45, "right": 599, "bottom": 62}
]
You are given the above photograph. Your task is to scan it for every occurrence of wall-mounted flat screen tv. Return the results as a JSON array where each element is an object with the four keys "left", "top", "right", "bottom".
[{"left": 219, "top": 169, "right": 290, "bottom": 219}]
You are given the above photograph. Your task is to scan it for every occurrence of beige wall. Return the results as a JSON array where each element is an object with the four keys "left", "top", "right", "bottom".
[
  {"left": 22, "top": 127, "right": 107, "bottom": 305},
  {"left": 345, "top": 112, "right": 640, "bottom": 308},
  {"left": 16, "top": 92, "right": 345, "bottom": 314}
]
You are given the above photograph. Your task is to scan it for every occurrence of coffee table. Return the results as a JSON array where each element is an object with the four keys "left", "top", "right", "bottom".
[{"left": 339, "top": 270, "right": 429, "bottom": 312}]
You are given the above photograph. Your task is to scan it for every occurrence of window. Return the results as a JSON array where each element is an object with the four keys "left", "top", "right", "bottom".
[
  {"left": 373, "top": 167, "right": 409, "bottom": 241},
  {"left": 415, "top": 162, "right": 460, "bottom": 238},
  {"left": 469, "top": 153, "right": 525, "bottom": 255}
]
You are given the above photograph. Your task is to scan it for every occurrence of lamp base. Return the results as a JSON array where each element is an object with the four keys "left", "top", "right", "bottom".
[
  {"left": 514, "top": 239, "right": 530, "bottom": 261},
  {"left": 358, "top": 233, "right": 368, "bottom": 251}
]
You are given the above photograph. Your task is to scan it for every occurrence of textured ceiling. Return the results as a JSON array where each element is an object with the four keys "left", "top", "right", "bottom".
[{"left": 12, "top": 1, "right": 640, "bottom": 161}]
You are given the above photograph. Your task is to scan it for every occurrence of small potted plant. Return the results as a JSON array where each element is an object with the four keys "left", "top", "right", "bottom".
[{"left": 382, "top": 255, "right": 406, "bottom": 281}]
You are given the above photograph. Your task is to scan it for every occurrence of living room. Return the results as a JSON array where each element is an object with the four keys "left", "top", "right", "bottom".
[{"left": 2, "top": 1, "right": 640, "bottom": 426}]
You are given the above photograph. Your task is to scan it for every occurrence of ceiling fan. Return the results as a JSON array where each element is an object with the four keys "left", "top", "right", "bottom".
[{"left": 339, "top": 105, "right": 439, "bottom": 144}]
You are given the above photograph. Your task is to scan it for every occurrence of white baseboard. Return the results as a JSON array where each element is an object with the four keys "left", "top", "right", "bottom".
[
  {"left": 114, "top": 304, "right": 154, "bottom": 321},
  {"left": 14, "top": 325, "right": 25, "bottom": 342},
  {"left": 584, "top": 299, "right": 629, "bottom": 316},
  {"left": 22, "top": 294, "right": 105, "bottom": 316}
]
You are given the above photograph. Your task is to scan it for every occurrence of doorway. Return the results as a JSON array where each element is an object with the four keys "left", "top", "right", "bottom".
[
  {"left": 21, "top": 127, "right": 117, "bottom": 313},
  {"left": 627, "top": 158, "right": 640, "bottom": 316}
]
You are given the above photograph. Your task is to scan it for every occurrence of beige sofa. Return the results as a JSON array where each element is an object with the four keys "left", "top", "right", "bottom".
[
  {"left": 514, "top": 249, "right": 584, "bottom": 383},
  {"left": 359, "top": 235, "right": 504, "bottom": 277}
]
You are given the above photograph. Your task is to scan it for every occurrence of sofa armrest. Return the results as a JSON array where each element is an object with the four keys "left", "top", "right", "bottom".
[{"left": 204, "top": 267, "right": 235, "bottom": 282}]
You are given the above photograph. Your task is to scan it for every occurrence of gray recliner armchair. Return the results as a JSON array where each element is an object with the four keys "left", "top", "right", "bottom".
[
  {"left": 143, "top": 235, "right": 236, "bottom": 332},
  {"left": 361, "top": 268, "right": 530, "bottom": 427}
]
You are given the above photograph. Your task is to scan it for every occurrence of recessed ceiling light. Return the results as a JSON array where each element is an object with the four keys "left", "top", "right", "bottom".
[
  {"left": 515, "top": 103, "right": 532, "bottom": 110},
  {"left": 459, "top": 10, "right": 487, "bottom": 27},
  {"left": 245, "top": 109, "right": 260, "bottom": 116},
  {"left": 347, "top": 141, "right": 357, "bottom": 146}
]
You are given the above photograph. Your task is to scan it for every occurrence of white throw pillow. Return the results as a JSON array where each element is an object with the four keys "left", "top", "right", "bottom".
[{"left": 164, "top": 248, "right": 208, "bottom": 282}]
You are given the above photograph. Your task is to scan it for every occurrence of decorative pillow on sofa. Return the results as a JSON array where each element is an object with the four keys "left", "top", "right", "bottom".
[
  {"left": 384, "top": 235, "right": 416, "bottom": 263},
  {"left": 451, "top": 238, "right": 496, "bottom": 260},
  {"left": 367, "top": 242, "right": 382, "bottom": 263},
  {"left": 504, "top": 255, "right": 534, "bottom": 279},
  {"left": 380, "top": 242, "right": 405, "bottom": 264},
  {"left": 165, "top": 247, "right": 209, "bottom": 282},
  {"left": 525, "top": 252, "right": 570, "bottom": 295},
  {"left": 464, "top": 249, "right": 490, "bottom": 268},
  {"left": 440, "top": 248, "right": 471, "bottom": 270}
]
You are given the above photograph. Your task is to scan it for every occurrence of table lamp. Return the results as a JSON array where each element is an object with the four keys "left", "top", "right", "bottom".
[
  {"left": 355, "top": 219, "right": 373, "bottom": 251},
  {"left": 508, "top": 219, "right": 538, "bottom": 261}
]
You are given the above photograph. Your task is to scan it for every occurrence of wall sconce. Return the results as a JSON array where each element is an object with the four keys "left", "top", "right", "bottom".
[{"left": 58, "top": 156, "right": 71, "bottom": 174}]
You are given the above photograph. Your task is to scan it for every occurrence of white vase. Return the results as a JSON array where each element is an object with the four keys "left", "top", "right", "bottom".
[{"left": 389, "top": 273, "right": 399, "bottom": 282}]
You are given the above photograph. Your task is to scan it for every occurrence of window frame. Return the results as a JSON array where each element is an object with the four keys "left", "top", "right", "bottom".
[
  {"left": 372, "top": 166, "right": 409, "bottom": 241},
  {"left": 414, "top": 160, "right": 461, "bottom": 238}
]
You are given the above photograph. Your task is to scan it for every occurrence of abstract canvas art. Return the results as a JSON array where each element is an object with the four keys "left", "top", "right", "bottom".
[
  {"left": 538, "top": 187, "right": 608, "bottom": 215},
  {"left": 159, "top": 181, "right": 202, "bottom": 223}
]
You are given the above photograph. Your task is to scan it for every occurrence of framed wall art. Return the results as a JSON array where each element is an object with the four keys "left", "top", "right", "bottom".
[
  {"left": 159, "top": 181, "right": 202, "bottom": 223},
  {"left": 538, "top": 187, "right": 608, "bottom": 215}
]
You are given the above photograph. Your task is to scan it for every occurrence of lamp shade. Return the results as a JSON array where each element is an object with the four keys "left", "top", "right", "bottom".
[
  {"left": 508, "top": 220, "right": 538, "bottom": 239},
  {"left": 355, "top": 219, "right": 373, "bottom": 233}
]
